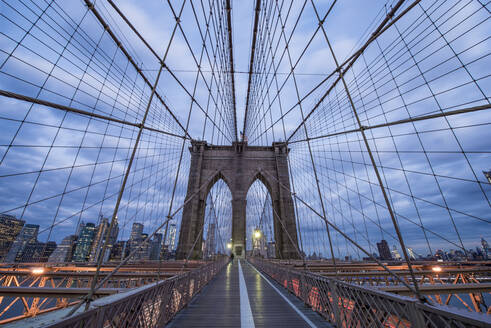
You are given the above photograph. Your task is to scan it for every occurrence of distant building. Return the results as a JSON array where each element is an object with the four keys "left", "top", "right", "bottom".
[
  {"left": 49, "top": 235, "right": 77, "bottom": 263},
  {"left": 167, "top": 223, "right": 177, "bottom": 251},
  {"left": 128, "top": 223, "right": 149, "bottom": 261},
  {"left": 5, "top": 224, "right": 39, "bottom": 262},
  {"left": 72, "top": 223, "right": 96, "bottom": 262},
  {"left": 110, "top": 240, "right": 128, "bottom": 262},
  {"left": 135, "top": 233, "right": 150, "bottom": 261},
  {"left": 483, "top": 170, "right": 491, "bottom": 183},
  {"left": 20, "top": 241, "right": 57, "bottom": 262},
  {"left": 0, "top": 214, "right": 25, "bottom": 261},
  {"left": 204, "top": 224, "right": 216, "bottom": 259},
  {"left": 130, "top": 223, "right": 143, "bottom": 243},
  {"left": 391, "top": 245, "right": 401, "bottom": 260},
  {"left": 149, "top": 233, "right": 163, "bottom": 260},
  {"left": 481, "top": 237, "right": 489, "bottom": 260},
  {"left": 376, "top": 240, "right": 392, "bottom": 260},
  {"left": 75, "top": 221, "right": 86, "bottom": 237},
  {"left": 89, "top": 216, "right": 118, "bottom": 263}
]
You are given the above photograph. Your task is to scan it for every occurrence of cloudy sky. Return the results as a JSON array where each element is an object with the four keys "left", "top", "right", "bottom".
[{"left": 0, "top": 0, "right": 489, "bottom": 260}]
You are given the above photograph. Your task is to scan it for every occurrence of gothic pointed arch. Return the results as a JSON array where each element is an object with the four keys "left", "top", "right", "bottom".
[{"left": 176, "top": 141, "right": 299, "bottom": 259}]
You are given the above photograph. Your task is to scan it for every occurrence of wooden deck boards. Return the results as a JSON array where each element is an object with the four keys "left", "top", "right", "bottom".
[{"left": 168, "top": 260, "right": 330, "bottom": 328}]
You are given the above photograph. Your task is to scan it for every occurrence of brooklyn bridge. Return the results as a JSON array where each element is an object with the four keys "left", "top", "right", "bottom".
[{"left": 0, "top": 0, "right": 489, "bottom": 326}]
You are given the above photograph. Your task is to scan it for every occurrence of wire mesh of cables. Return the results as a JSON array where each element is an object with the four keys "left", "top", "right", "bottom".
[
  {"left": 278, "top": 0, "right": 490, "bottom": 261},
  {"left": 203, "top": 179, "right": 233, "bottom": 259},
  {"left": 0, "top": 0, "right": 488, "bottom": 309},
  {"left": 246, "top": 179, "right": 275, "bottom": 257},
  {"left": 0, "top": 0, "right": 238, "bottom": 268}
]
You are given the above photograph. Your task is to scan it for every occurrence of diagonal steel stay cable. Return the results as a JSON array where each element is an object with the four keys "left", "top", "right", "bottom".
[
  {"left": 162, "top": 0, "right": 220, "bottom": 257},
  {"left": 0, "top": 3, "right": 189, "bottom": 133},
  {"left": 305, "top": 8, "right": 491, "bottom": 140},
  {"left": 243, "top": 0, "right": 262, "bottom": 138},
  {"left": 10, "top": 7, "right": 107, "bottom": 252},
  {"left": 244, "top": 0, "right": 294, "bottom": 140},
  {"left": 77, "top": 0, "right": 189, "bottom": 314},
  {"left": 38, "top": 20, "right": 130, "bottom": 262},
  {"left": 303, "top": 150, "right": 474, "bottom": 249},
  {"left": 255, "top": 9, "right": 307, "bottom": 256},
  {"left": 286, "top": 0, "right": 417, "bottom": 141},
  {"left": 166, "top": 0, "right": 236, "bottom": 142},
  {"left": 225, "top": 0, "right": 238, "bottom": 141},
  {"left": 287, "top": 0, "right": 489, "bottom": 145},
  {"left": 0, "top": 0, "right": 175, "bottom": 131},
  {"left": 105, "top": 0, "right": 235, "bottom": 143},
  {"left": 310, "top": 0, "right": 426, "bottom": 302},
  {"left": 272, "top": 0, "right": 338, "bottom": 267},
  {"left": 260, "top": 169, "right": 419, "bottom": 293},
  {"left": 63, "top": 170, "right": 221, "bottom": 313},
  {"left": 193, "top": 0, "right": 233, "bottom": 142},
  {"left": 247, "top": 0, "right": 339, "bottom": 142},
  {"left": 253, "top": 0, "right": 420, "bottom": 144},
  {"left": 288, "top": 103, "right": 491, "bottom": 144},
  {"left": 84, "top": 0, "right": 193, "bottom": 141},
  {"left": 246, "top": 0, "right": 310, "bottom": 140}
]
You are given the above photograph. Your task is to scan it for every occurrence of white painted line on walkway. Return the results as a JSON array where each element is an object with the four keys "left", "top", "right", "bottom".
[
  {"left": 238, "top": 260, "right": 255, "bottom": 328},
  {"left": 248, "top": 261, "right": 318, "bottom": 328}
]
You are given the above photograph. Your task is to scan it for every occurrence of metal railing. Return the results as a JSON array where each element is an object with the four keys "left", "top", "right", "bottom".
[
  {"left": 37, "top": 257, "right": 229, "bottom": 328},
  {"left": 249, "top": 258, "right": 491, "bottom": 328}
]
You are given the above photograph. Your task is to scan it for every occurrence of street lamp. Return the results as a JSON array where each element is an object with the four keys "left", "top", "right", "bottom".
[
  {"left": 254, "top": 229, "right": 261, "bottom": 239},
  {"left": 226, "top": 242, "right": 232, "bottom": 249},
  {"left": 31, "top": 267, "right": 45, "bottom": 275}
]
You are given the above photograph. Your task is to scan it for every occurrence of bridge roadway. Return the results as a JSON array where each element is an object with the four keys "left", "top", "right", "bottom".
[{"left": 168, "top": 259, "right": 329, "bottom": 328}]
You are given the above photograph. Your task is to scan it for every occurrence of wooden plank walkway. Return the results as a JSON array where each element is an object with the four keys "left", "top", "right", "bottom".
[{"left": 168, "top": 259, "right": 330, "bottom": 328}]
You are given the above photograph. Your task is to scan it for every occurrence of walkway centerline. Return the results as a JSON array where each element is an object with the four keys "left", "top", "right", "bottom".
[{"left": 238, "top": 259, "right": 255, "bottom": 328}]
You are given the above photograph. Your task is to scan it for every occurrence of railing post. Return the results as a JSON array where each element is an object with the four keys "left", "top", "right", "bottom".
[
  {"left": 408, "top": 300, "right": 425, "bottom": 327},
  {"left": 328, "top": 279, "right": 341, "bottom": 326}
]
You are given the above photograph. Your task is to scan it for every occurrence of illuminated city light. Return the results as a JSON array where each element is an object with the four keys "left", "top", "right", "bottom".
[
  {"left": 226, "top": 242, "right": 232, "bottom": 249},
  {"left": 31, "top": 267, "right": 45, "bottom": 275},
  {"left": 254, "top": 230, "right": 261, "bottom": 239},
  {"left": 432, "top": 266, "right": 442, "bottom": 273}
]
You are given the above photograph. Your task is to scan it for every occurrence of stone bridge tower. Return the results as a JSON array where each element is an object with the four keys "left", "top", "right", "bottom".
[{"left": 176, "top": 141, "right": 299, "bottom": 259}]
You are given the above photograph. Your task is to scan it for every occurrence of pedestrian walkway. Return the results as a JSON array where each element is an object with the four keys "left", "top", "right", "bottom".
[{"left": 168, "top": 259, "right": 329, "bottom": 327}]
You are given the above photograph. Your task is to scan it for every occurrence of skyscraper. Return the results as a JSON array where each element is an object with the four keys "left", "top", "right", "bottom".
[
  {"left": 167, "top": 223, "right": 177, "bottom": 251},
  {"left": 89, "top": 216, "right": 119, "bottom": 263},
  {"left": 75, "top": 221, "right": 86, "bottom": 237},
  {"left": 130, "top": 223, "right": 144, "bottom": 242},
  {"left": 0, "top": 214, "right": 25, "bottom": 261},
  {"left": 128, "top": 222, "right": 145, "bottom": 260},
  {"left": 110, "top": 240, "right": 128, "bottom": 262},
  {"left": 20, "top": 241, "right": 57, "bottom": 262},
  {"left": 204, "top": 223, "right": 216, "bottom": 259},
  {"left": 49, "top": 235, "right": 77, "bottom": 263},
  {"left": 5, "top": 224, "right": 39, "bottom": 262},
  {"left": 376, "top": 240, "right": 392, "bottom": 260},
  {"left": 72, "top": 223, "right": 96, "bottom": 262},
  {"left": 149, "top": 233, "right": 163, "bottom": 260},
  {"left": 135, "top": 233, "right": 150, "bottom": 261}
]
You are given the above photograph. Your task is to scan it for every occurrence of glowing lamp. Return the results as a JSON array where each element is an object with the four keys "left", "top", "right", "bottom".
[
  {"left": 31, "top": 267, "right": 45, "bottom": 275},
  {"left": 226, "top": 242, "right": 232, "bottom": 249},
  {"left": 254, "top": 230, "right": 261, "bottom": 239},
  {"left": 431, "top": 266, "right": 442, "bottom": 273}
]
